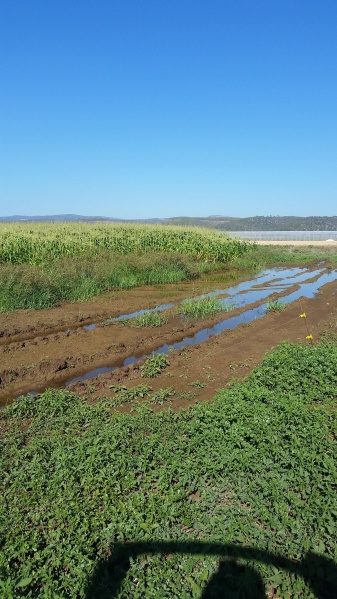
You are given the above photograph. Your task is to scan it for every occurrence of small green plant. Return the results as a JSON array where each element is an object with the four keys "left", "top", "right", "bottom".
[
  {"left": 175, "top": 390, "right": 196, "bottom": 401},
  {"left": 135, "top": 312, "right": 167, "bottom": 327},
  {"left": 266, "top": 299, "right": 286, "bottom": 313},
  {"left": 141, "top": 353, "right": 170, "bottom": 378},
  {"left": 119, "top": 317, "right": 130, "bottom": 326},
  {"left": 99, "top": 384, "right": 152, "bottom": 407},
  {"left": 189, "top": 380, "right": 205, "bottom": 388},
  {"left": 148, "top": 387, "right": 175, "bottom": 405}
]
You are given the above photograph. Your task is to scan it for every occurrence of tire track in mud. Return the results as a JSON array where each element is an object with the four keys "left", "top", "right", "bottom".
[
  {"left": 77, "top": 282, "right": 337, "bottom": 413},
  {"left": 65, "top": 268, "right": 336, "bottom": 387},
  {"left": 0, "top": 295, "right": 279, "bottom": 402},
  {"left": 1, "top": 265, "right": 336, "bottom": 406},
  {"left": 0, "top": 265, "right": 312, "bottom": 344},
  {"left": 0, "top": 278, "right": 237, "bottom": 344}
]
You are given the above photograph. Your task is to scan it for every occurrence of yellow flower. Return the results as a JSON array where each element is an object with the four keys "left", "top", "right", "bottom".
[
  {"left": 306, "top": 334, "right": 313, "bottom": 340},
  {"left": 300, "top": 313, "right": 306, "bottom": 318}
]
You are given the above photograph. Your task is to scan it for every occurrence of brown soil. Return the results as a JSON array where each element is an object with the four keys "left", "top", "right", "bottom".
[{"left": 1, "top": 263, "right": 337, "bottom": 410}]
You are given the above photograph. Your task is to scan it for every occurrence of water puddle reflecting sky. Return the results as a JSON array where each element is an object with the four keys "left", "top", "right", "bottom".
[
  {"left": 64, "top": 267, "right": 337, "bottom": 388},
  {"left": 85, "top": 267, "right": 318, "bottom": 330}
]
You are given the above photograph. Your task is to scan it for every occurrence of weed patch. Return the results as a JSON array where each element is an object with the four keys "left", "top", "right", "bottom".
[
  {"left": 98, "top": 384, "right": 152, "bottom": 408},
  {"left": 1, "top": 341, "right": 337, "bottom": 597},
  {"left": 140, "top": 353, "right": 170, "bottom": 378},
  {"left": 135, "top": 312, "right": 167, "bottom": 327},
  {"left": 266, "top": 299, "right": 286, "bottom": 313},
  {"left": 180, "top": 296, "right": 233, "bottom": 319}
]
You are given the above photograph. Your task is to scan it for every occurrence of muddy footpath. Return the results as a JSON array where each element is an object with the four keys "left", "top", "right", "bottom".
[{"left": 1, "top": 262, "right": 337, "bottom": 411}]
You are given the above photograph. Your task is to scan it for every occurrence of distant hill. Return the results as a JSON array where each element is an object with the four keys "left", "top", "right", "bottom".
[{"left": 1, "top": 214, "right": 337, "bottom": 230}]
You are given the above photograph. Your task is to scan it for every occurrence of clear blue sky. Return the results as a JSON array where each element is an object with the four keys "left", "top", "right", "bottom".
[{"left": 1, "top": 0, "right": 336, "bottom": 218}]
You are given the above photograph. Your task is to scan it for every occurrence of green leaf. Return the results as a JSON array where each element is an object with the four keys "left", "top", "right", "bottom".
[{"left": 16, "top": 577, "right": 32, "bottom": 588}]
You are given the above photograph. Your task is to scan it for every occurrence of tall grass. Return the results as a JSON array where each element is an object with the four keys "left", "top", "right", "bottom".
[
  {"left": 0, "top": 251, "right": 202, "bottom": 312},
  {"left": 0, "top": 222, "right": 250, "bottom": 265}
]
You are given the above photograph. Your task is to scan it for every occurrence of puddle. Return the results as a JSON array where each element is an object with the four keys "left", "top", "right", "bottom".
[
  {"left": 193, "top": 267, "right": 304, "bottom": 300},
  {"left": 108, "top": 267, "right": 323, "bottom": 319},
  {"left": 226, "top": 269, "right": 324, "bottom": 309},
  {"left": 83, "top": 267, "right": 316, "bottom": 330},
  {"left": 64, "top": 268, "right": 337, "bottom": 388},
  {"left": 105, "top": 303, "right": 175, "bottom": 323},
  {"left": 83, "top": 323, "right": 96, "bottom": 331}
]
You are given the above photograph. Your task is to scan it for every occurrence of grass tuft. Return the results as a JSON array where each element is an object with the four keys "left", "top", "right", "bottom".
[
  {"left": 180, "top": 296, "right": 233, "bottom": 319},
  {"left": 135, "top": 312, "right": 167, "bottom": 327},
  {"left": 266, "top": 299, "right": 286, "bottom": 313}
]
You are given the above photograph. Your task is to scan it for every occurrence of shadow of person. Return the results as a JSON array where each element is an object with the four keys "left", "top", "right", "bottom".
[
  {"left": 302, "top": 552, "right": 337, "bottom": 599},
  {"left": 86, "top": 545, "right": 131, "bottom": 599},
  {"left": 85, "top": 541, "right": 337, "bottom": 599},
  {"left": 201, "top": 559, "right": 266, "bottom": 598},
  {"left": 86, "top": 555, "right": 266, "bottom": 599}
]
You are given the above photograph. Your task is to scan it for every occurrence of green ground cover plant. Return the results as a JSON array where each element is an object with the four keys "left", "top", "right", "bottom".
[
  {"left": 1, "top": 340, "right": 337, "bottom": 598},
  {"left": 147, "top": 387, "right": 175, "bottom": 405},
  {"left": 140, "top": 353, "right": 170, "bottom": 378},
  {"left": 98, "top": 384, "right": 152, "bottom": 408}
]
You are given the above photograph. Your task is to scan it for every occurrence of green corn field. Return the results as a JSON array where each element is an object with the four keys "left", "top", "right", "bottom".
[{"left": 0, "top": 222, "right": 251, "bottom": 265}]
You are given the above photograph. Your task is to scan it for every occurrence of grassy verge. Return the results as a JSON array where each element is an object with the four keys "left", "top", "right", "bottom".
[
  {"left": 1, "top": 340, "right": 337, "bottom": 598},
  {"left": 0, "top": 251, "right": 225, "bottom": 312},
  {"left": 229, "top": 243, "right": 337, "bottom": 271}
]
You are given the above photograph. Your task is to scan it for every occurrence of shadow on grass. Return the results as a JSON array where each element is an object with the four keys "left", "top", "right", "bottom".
[{"left": 85, "top": 541, "right": 337, "bottom": 598}]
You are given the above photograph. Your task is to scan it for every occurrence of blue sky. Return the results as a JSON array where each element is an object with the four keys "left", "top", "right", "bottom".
[{"left": 1, "top": 0, "right": 336, "bottom": 218}]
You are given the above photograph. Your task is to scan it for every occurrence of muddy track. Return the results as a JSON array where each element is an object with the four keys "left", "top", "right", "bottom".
[{"left": 1, "top": 263, "right": 337, "bottom": 408}]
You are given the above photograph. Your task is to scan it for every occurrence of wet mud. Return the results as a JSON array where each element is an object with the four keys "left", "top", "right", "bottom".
[{"left": 1, "top": 263, "right": 337, "bottom": 409}]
